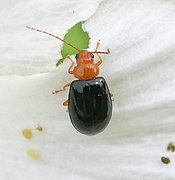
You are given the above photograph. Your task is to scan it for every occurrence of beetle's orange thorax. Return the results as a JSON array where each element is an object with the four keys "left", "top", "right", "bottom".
[{"left": 74, "top": 51, "right": 99, "bottom": 80}]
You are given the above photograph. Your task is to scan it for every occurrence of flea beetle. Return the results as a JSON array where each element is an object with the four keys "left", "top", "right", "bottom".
[{"left": 27, "top": 26, "right": 112, "bottom": 135}]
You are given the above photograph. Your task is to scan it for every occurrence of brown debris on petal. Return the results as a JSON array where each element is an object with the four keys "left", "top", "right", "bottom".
[
  {"left": 161, "top": 156, "right": 170, "bottom": 164},
  {"left": 167, "top": 142, "right": 175, "bottom": 152},
  {"left": 36, "top": 124, "right": 43, "bottom": 132}
]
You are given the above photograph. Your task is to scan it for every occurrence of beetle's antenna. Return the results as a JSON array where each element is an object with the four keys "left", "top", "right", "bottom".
[
  {"left": 90, "top": 48, "right": 110, "bottom": 54},
  {"left": 26, "top": 26, "right": 81, "bottom": 52}
]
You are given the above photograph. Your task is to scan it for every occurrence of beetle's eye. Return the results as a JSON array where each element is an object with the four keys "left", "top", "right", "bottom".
[
  {"left": 75, "top": 54, "right": 79, "bottom": 59},
  {"left": 90, "top": 53, "right": 94, "bottom": 58}
]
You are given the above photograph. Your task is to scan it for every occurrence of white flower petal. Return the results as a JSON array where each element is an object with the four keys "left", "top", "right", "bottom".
[{"left": 0, "top": 0, "right": 175, "bottom": 179}]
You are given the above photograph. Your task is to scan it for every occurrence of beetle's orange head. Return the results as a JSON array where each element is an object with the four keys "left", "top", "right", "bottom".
[{"left": 75, "top": 50, "right": 94, "bottom": 65}]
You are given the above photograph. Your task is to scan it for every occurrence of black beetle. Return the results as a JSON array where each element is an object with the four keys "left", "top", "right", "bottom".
[{"left": 26, "top": 26, "right": 112, "bottom": 135}]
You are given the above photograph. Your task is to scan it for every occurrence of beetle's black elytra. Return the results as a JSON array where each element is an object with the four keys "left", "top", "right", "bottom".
[{"left": 68, "top": 77, "right": 112, "bottom": 135}]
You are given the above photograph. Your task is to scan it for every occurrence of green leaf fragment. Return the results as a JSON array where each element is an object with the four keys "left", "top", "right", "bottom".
[{"left": 56, "top": 22, "right": 90, "bottom": 66}]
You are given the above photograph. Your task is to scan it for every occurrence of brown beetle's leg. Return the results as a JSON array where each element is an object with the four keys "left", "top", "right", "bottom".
[
  {"left": 95, "top": 40, "right": 100, "bottom": 51},
  {"left": 52, "top": 56, "right": 74, "bottom": 94},
  {"left": 110, "top": 92, "right": 114, "bottom": 101},
  {"left": 63, "top": 99, "right": 68, "bottom": 106},
  {"left": 95, "top": 40, "right": 103, "bottom": 66},
  {"left": 67, "top": 55, "right": 75, "bottom": 74},
  {"left": 52, "top": 82, "right": 71, "bottom": 94},
  {"left": 96, "top": 54, "right": 103, "bottom": 66},
  {"left": 95, "top": 40, "right": 110, "bottom": 66}
]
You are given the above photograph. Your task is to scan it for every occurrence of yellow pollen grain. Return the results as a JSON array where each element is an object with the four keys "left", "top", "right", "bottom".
[
  {"left": 27, "top": 149, "right": 41, "bottom": 160},
  {"left": 22, "top": 129, "right": 32, "bottom": 139}
]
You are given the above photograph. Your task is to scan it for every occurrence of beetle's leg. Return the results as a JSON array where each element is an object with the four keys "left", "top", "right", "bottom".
[
  {"left": 95, "top": 40, "right": 103, "bottom": 66},
  {"left": 52, "top": 82, "right": 71, "bottom": 94},
  {"left": 63, "top": 99, "right": 68, "bottom": 106},
  {"left": 67, "top": 55, "right": 74, "bottom": 74},
  {"left": 96, "top": 54, "right": 103, "bottom": 66},
  {"left": 95, "top": 40, "right": 110, "bottom": 66},
  {"left": 110, "top": 92, "right": 114, "bottom": 101},
  {"left": 110, "top": 93, "right": 113, "bottom": 97},
  {"left": 95, "top": 40, "right": 100, "bottom": 51}
]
